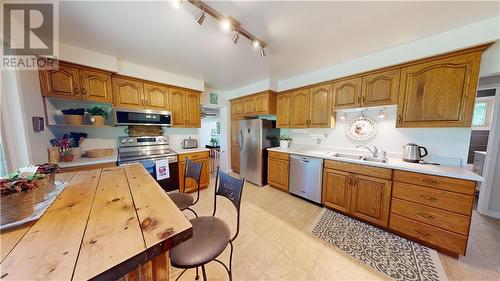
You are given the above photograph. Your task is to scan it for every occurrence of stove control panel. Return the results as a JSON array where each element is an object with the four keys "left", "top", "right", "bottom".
[{"left": 118, "top": 136, "right": 169, "bottom": 147}]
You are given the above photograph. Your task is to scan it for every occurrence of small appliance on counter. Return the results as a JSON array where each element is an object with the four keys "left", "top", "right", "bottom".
[
  {"left": 181, "top": 137, "right": 198, "bottom": 149},
  {"left": 402, "top": 143, "right": 429, "bottom": 163}
]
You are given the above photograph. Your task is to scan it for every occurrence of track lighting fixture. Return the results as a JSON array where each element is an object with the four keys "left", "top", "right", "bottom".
[
  {"left": 220, "top": 18, "right": 232, "bottom": 32},
  {"left": 196, "top": 9, "right": 206, "bottom": 25},
  {"left": 232, "top": 30, "right": 240, "bottom": 44},
  {"left": 184, "top": 0, "right": 267, "bottom": 56},
  {"left": 171, "top": 0, "right": 181, "bottom": 9}
]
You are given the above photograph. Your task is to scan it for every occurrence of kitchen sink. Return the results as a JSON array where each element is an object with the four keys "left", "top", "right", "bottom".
[
  {"left": 330, "top": 153, "right": 364, "bottom": 160},
  {"left": 362, "top": 157, "right": 388, "bottom": 163}
]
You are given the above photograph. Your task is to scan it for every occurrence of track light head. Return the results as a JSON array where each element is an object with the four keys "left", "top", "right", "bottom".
[
  {"left": 252, "top": 40, "right": 260, "bottom": 48},
  {"left": 259, "top": 47, "right": 265, "bottom": 57},
  {"left": 196, "top": 10, "right": 206, "bottom": 25},
  {"left": 220, "top": 18, "right": 232, "bottom": 32},
  {"left": 232, "top": 30, "right": 240, "bottom": 44},
  {"left": 171, "top": 0, "right": 181, "bottom": 9}
]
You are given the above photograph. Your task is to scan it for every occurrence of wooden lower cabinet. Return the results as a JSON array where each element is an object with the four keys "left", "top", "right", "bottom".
[
  {"left": 389, "top": 170, "right": 475, "bottom": 256},
  {"left": 178, "top": 152, "right": 209, "bottom": 193},
  {"left": 231, "top": 143, "right": 240, "bottom": 173},
  {"left": 322, "top": 169, "right": 351, "bottom": 213},
  {"left": 350, "top": 175, "right": 392, "bottom": 227},
  {"left": 267, "top": 152, "right": 289, "bottom": 191},
  {"left": 322, "top": 160, "right": 392, "bottom": 228}
]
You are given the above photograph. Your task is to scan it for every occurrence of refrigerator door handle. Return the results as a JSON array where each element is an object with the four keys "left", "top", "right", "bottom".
[{"left": 239, "top": 130, "right": 243, "bottom": 151}]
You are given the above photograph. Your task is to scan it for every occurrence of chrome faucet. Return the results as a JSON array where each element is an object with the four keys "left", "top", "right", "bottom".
[{"left": 356, "top": 145, "right": 379, "bottom": 158}]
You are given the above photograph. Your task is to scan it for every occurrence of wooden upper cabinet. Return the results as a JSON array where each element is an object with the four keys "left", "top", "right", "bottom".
[
  {"left": 323, "top": 169, "right": 351, "bottom": 214},
  {"left": 170, "top": 89, "right": 186, "bottom": 127},
  {"left": 309, "top": 84, "right": 333, "bottom": 128},
  {"left": 80, "top": 69, "right": 112, "bottom": 103},
  {"left": 185, "top": 91, "right": 201, "bottom": 128},
  {"left": 242, "top": 97, "right": 255, "bottom": 115},
  {"left": 230, "top": 118, "right": 241, "bottom": 144},
  {"left": 361, "top": 69, "right": 400, "bottom": 107},
  {"left": 112, "top": 77, "right": 144, "bottom": 109},
  {"left": 290, "top": 89, "right": 310, "bottom": 128},
  {"left": 39, "top": 64, "right": 81, "bottom": 99},
  {"left": 231, "top": 100, "right": 243, "bottom": 117},
  {"left": 276, "top": 93, "right": 291, "bottom": 128},
  {"left": 254, "top": 93, "right": 269, "bottom": 114},
  {"left": 350, "top": 175, "right": 392, "bottom": 227},
  {"left": 397, "top": 51, "right": 482, "bottom": 128},
  {"left": 333, "top": 77, "right": 362, "bottom": 110},
  {"left": 144, "top": 83, "right": 169, "bottom": 110}
]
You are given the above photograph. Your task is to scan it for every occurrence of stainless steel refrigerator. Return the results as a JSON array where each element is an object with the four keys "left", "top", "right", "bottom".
[{"left": 239, "top": 119, "right": 280, "bottom": 186}]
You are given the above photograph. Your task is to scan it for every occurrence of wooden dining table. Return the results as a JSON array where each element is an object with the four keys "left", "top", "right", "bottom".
[{"left": 0, "top": 164, "right": 192, "bottom": 280}]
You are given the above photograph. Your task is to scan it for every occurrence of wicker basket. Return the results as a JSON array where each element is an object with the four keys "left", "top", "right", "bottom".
[
  {"left": 90, "top": 115, "right": 105, "bottom": 126},
  {"left": 33, "top": 178, "right": 47, "bottom": 203},
  {"left": 86, "top": 148, "right": 113, "bottom": 158},
  {"left": 63, "top": 114, "right": 84, "bottom": 125},
  {"left": 1, "top": 190, "right": 35, "bottom": 225}
]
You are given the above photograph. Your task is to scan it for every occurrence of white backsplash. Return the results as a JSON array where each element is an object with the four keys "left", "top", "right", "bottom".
[{"left": 281, "top": 107, "right": 471, "bottom": 167}]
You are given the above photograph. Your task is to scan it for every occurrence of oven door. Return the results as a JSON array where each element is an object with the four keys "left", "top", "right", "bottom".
[
  {"left": 118, "top": 156, "right": 179, "bottom": 192},
  {"left": 114, "top": 108, "right": 172, "bottom": 126}
]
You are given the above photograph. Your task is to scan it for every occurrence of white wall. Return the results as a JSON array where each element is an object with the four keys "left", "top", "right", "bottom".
[
  {"left": 58, "top": 42, "right": 204, "bottom": 91},
  {"left": 480, "top": 41, "right": 500, "bottom": 77},
  {"left": 200, "top": 119, "right": 218, "bottom": 147},
  {"left": 277, "top": 16, "right": 500, "bottom": 91},
  {"left": 223, "top": 79, "right": 277, "bottom": 99},
  {"left": 281, "top": 107, "right": 470, "bottom": 166}
]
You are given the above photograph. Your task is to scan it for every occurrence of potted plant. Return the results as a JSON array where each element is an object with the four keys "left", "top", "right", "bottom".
[
  {"left": 87, "top": 106, "right": 109, "bottom": 126},
  {"left": 61, "top": 108, "right": 86, "bottom": 125},
  {"left": 210, "top": 137, "right": 219, "bottom": 147},
  {"left": 279, "top": 135, "right": 292, "bottom": 149}
]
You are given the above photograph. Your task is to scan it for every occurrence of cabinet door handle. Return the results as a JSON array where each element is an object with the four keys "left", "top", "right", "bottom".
[
  {"left": 416, "top": 212, "right": 434, "bottom": 220},
  {"left": 419, "top": 194, "right": 437, "bottom": 202},
  {"left": 74, "top": 87, "right": 79, "bottom": 95},
  {"left": 420, "top": 177, "right": 438, "bottom": 184},
  {"left": 397, "top": 115, "right": 402, "bottom": 124},
  {"left": 357, "top": 96, "right": 361, "bottom": 104},
  {"left": 81, "top": 87, "right": 86, "bottom": 96},
  {"left": 141, "top": 98, "right": 144, "bottom": 105}
]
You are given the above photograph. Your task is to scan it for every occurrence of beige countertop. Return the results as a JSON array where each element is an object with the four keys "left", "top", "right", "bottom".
[
  {"left": 171, "top": 147, "right": 210, "bottom": 154},
  {"left": 268, "top": 147, "right": 484, "bottom": 182},
  {"left": 57, "top": 149, "right": 118, "bottom": 168}
]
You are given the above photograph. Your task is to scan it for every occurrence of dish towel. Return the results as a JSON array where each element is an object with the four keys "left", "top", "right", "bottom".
[{"left": 155, "top": 159, "right": 170, "bottom": 180}]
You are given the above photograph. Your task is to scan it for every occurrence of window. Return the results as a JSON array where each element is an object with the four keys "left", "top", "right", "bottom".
[
  {"left": 0, "top": 140, "right": 6, "bottom": 177},
  {"left": 472, "top": 102, "right": 488, "bottom": 126}
]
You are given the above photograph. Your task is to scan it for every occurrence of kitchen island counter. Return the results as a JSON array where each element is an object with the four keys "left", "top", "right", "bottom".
[{"left": 0, "top": 164, "right": 192, "bottom": 280}]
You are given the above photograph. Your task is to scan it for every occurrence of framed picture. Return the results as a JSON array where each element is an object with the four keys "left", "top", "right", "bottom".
[{"left": 210, "top": 93, "right": 218, "bottom": 104}]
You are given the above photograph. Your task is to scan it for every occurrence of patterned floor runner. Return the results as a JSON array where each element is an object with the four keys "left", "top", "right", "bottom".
[{"left": 309, "top": 208, "right": 448, "bottom": 281}]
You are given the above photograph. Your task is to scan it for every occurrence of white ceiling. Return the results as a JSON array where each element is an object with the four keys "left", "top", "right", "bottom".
[{"left": 59, "top": 1, "right": 500, "bottom": 90}]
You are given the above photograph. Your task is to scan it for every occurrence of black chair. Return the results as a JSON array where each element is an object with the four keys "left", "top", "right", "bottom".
[
  {"left": 170, "top": 168, "right": 244, "bottom": 281},
  {"left": 169, "top": 158, "right": 203, "bottom": 217}
]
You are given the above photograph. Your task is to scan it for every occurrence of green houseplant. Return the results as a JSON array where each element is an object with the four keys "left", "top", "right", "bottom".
[
  {"left": 87, "top": 106, "right": 109, "bottom": 126},
  {"left": 279, "top": 135, "right": 292, "bottom": 149}
]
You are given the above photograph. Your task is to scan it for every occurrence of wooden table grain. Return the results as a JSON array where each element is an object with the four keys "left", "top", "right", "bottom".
[{"left": 0, "top": 165, "right": 192, "bottom": 280}]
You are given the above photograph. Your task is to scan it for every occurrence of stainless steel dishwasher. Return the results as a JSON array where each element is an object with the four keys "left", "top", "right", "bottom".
[{"left": 289, "top": 154, "right": 324, "bottom": 203}]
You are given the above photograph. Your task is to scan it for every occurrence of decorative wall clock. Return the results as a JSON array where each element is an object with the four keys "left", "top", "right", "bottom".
[{"left": 345, "top": 113, "right": 378, "bottom": 140}]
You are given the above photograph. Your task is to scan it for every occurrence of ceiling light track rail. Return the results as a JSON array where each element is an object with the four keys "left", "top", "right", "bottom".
[{"left": 181, "top": 0, "right": 267, "bottom": 55}]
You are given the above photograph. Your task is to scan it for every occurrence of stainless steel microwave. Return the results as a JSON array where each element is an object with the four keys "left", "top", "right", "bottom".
[{"left": 114, "top": 108, "right": 172, "bottom": 126}]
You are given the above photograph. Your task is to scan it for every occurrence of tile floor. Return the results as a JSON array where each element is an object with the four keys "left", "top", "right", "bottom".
[{"left": 171, "top": 177, "right": 500, "bottom": 281}]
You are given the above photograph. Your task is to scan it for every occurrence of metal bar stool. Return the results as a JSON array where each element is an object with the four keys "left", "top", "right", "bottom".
[
  {"left": 168, "top": 158, "right": 203, "bottom": 217},
  {"left": 169, "top": 168, "right": 244, "bottom": 281}
]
